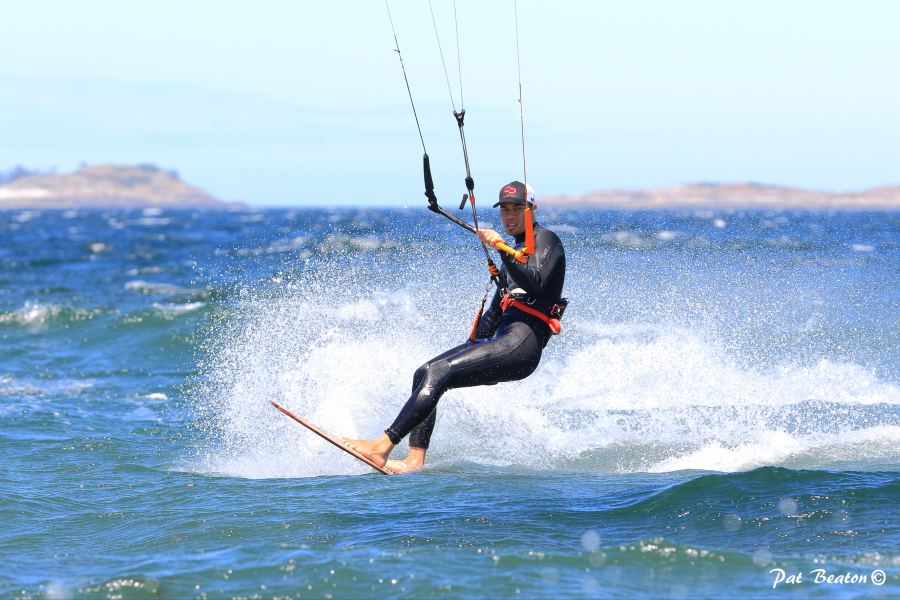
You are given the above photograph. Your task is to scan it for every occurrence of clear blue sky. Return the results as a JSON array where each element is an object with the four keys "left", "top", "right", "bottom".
[{"left": 2, "top": 1, "right": 898, "bottom": 206}]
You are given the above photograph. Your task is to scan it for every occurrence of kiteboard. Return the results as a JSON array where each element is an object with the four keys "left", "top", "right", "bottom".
[{"left": 270, "top": 400, "right": 394, "bottom": 475}]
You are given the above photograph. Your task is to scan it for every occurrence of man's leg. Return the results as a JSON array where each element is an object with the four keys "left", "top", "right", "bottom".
[
  {"left": 343, "top": 322, "right": 541, "bottom": 470},
  {"left": 409, "top": 410, "right": 436, "bottom": 449},
  {"left": 384, "top": 322, "right": 540, "bottom": 446},
  {"left": 399, "top": 339, "right": 482, "bottom": 453},
  {"left": 387, "top": 370, "right": 437, "bottom": 472},
  {"left": 340, "top": 342, "right": 469, "bottom": 470},
  {"left": 385, "top": 411, "right": 433, "bottom": 473}
]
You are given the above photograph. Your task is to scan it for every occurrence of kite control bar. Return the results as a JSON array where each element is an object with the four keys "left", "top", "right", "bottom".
[{"left": 423, "top": 154, "right": 527, "bottom": 264}]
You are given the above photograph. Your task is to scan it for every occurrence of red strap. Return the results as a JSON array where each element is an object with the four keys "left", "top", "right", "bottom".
[{"left": 501, "top": 295, "right": 561, "bottom": 334}]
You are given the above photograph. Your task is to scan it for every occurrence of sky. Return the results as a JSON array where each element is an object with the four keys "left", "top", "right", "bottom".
[{"left": 1, "top": 0, "right": 898, "bottom": 206}]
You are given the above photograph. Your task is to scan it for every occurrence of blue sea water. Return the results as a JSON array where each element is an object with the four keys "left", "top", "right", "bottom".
[{"left": 0, "top": 206, "right": 897, "bottom": 599}]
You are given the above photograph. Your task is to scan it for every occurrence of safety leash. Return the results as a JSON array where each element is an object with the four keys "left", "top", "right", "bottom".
[{"left": 514, "top": 0, "right": 536, "bottom": 257}]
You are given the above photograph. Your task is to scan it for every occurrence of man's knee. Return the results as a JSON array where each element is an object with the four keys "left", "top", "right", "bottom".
[
  {"left": 415, "top": 359, "right": 452, "bottom": 396},
  {"left": 412, "top": 365, "right": 428, "bottom": 392},
  {"left": 428, "top": 359, "right": 451, "bottom": 381}
]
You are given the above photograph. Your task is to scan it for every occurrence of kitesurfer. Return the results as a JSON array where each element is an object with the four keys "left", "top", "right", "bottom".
[{"left": 342, "top": 181, "right": 566, "bottom": 472}]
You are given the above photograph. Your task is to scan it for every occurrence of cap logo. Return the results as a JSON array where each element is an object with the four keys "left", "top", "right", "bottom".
[{"left": 502, "top": 185, "right": 517, "bottom": 197}]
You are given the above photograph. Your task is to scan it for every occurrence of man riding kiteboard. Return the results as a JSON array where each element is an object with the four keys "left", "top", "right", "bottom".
[{"left": 342, "top": 180, "right": 566, "bottom": 472}]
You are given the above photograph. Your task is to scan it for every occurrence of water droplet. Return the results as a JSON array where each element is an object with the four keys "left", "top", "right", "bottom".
[
  {"left": 777, "top": 498, "right": 798, "bottom": 516},
  {"left": 752, "top": 549, "right": 773, "bottom": 567},
  {"left": 581, "top": 529, "right": 601, "bottom": 551}
]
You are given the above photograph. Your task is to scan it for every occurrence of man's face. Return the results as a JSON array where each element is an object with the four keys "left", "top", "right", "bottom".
[{"left": 499, "top": 202, "right": 528, "bottom": 236}]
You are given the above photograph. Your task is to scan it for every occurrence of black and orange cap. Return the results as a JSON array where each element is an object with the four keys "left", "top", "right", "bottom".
[{"left": 494, "top": 181, "right": 536, "bottom": 207}]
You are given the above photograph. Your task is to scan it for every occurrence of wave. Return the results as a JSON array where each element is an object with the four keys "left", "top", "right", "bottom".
[
  {"left": 0, "top": 301, "right": 102, "bottom": 328},
  {"left": 608, "top": 466, "right": 899, "bottom": 516},
  {"left": 124, "top": 280, "right": 208, "bottom": 297},
  {"left": 0, "top": 299, "right": 212, "bottom": 337},
  {"left": 0, "top": 374, "right": 95, "bottom": 417},
  {"left": 151, "top": 301, "right": 207, "bottom": 318},
  {"left": 231, "top": 235, "right": 311, "bottom": 257},
  {"left": 317, "top": 234, "right": 402, "bottom": 252},
  {"left": 644, "top": 426, "right": 900, "bottom": 473}
]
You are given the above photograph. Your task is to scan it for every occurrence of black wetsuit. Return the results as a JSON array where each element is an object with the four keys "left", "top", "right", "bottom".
[{"left": 385, "top": 222, "right": 566, "bottom": 448}]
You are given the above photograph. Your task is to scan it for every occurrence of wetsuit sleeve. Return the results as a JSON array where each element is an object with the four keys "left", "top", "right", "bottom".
[
  {"left": 473, "top": 286, "right": 503, "bottom": 339},
  {"left": 499, "top": 228, "right": 564, "bottom": 297}
]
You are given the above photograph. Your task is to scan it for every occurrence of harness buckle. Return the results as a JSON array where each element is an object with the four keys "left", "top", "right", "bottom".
[{"left": 550, "top": 298, "right": 569, "bottom": 320}]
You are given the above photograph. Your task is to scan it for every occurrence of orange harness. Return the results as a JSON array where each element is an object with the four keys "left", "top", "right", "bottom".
[{"left": 501, "top": 294, "right": 562, "bottom": 335}]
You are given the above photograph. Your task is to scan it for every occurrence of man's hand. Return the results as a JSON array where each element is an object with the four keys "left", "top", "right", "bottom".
[{"left": 476, "top": 228, "right": 505, "bottom": 248}]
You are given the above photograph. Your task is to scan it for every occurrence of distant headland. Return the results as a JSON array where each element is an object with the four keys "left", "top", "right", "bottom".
[
  {"left": 0, "top": 164, "right": 230, "bottom": 208},
  {"left": 539, "top": 182, "right": 900, "bottom": 210}
]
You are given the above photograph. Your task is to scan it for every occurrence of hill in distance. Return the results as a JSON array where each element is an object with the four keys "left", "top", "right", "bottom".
[
  {"left": 540, "top": 182, "right": 900, "bottom": 210},
  {"left": 0, "top": 164, "right": 229, "bottom": 208}
]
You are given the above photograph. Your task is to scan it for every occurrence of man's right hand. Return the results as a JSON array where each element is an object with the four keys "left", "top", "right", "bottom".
[{"left": 476, "top": 228, "right": 504, "bottom": 248}]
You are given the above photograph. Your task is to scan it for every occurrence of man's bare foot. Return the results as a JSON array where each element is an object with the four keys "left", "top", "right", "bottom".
[
  {"left": 339, "top": 433, "right": 395, "bottom": 468},
  {"left": 385, "top": 458, "right": 423, "bottom": 473},
  {"left": 386, "top": 446, "right": 426, "bottom": 474}
]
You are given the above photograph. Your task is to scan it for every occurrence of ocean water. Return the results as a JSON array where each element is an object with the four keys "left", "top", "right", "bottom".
[{"left": 0, "top": 206, "right": 897, "bottom": 599}]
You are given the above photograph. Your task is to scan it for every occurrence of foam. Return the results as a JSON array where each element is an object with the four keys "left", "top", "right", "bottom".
[{"left": 190, "top": 277, "right": 899, "bottom": 478}]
